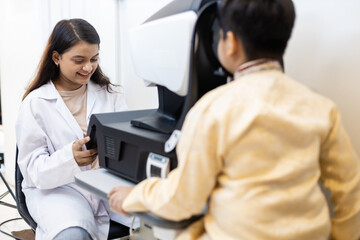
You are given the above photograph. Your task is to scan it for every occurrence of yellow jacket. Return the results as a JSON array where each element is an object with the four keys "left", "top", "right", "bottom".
[{"left": 123, "top": 60, "right": 360, "bottom": 240}]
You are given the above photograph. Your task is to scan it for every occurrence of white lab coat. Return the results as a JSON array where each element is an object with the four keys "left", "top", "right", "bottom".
[{"left": 15, "top": 80, "right": 128, "bottom": 240}]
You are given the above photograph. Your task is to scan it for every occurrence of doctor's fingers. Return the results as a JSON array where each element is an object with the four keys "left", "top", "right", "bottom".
[
  {"left": 81, "top": 148, "right": 98, "bottom": 156},
  {"left": 74, "top": 150, "right": 97, "bottom": 166},
  {"left": 72, "top": 148, "right": 97, "bottom": 159},
  {"left": 73, "top": 136, "right": 91, "bottom": 150},
  {"left": 75, "top": 155, "right": 97, "bottom": 166}
]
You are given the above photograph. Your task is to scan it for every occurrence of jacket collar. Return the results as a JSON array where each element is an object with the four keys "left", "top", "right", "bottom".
[{"left": 234, "top": 59, "right": 282, "bottom": 79}]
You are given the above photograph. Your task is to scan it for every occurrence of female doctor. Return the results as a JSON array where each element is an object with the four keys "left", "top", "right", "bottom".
[{"left": 15, "top": 19, "right": 129, "bottom": 240}]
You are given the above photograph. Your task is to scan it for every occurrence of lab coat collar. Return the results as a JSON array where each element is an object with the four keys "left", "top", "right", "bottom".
[
  {"left": 36, "top": 80, "right": 103, "bottom": 100},
  {"left": 36, "top": 80, "right": 104, "bottom": 140},
  {"left": 36, "top": 80, "right": 60, "bottom": 100}
]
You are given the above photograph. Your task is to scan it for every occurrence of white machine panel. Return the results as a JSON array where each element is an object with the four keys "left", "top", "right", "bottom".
[{"left": 129, "top": 11, "right": 197, "bottom": 96}]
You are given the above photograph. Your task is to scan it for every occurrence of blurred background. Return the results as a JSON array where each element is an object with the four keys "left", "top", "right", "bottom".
[
  {"left": 0, "top": 0, "right": 359, "bottom": 238},
  {"left": 0, "top": 0, "right": 359, "bottom": 195}
]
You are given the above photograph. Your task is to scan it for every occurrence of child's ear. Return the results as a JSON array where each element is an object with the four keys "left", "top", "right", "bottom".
[{"left": 225, "top": 31, "right": 239, "bottom": 57}]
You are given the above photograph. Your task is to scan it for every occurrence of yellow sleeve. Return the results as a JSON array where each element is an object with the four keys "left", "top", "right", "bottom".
[
  {"left": 320, "top": 107, "right": 360, "bottom": 240},
  {"left": 123, "top": 104, "right": 223, "bottom": 221}
]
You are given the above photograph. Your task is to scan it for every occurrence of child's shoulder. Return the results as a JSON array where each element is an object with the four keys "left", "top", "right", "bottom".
[
  {"left": 282, "top": 74, "right": 337, "bottom": 108},
  {"left": 190, "top": 81, "right": 242, "bottom": 115},
  {"left": 193, "top": 72, "right": 337, "bottom": 119}
]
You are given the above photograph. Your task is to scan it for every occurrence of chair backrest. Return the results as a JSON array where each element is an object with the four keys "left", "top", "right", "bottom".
[{"left": 15, "top": 147, "right": 37, "bottom": 230}]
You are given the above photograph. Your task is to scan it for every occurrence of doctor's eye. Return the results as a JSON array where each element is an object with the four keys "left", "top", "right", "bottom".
[{"left": 72, "top": 59, "right": 84, "bottom": 64}]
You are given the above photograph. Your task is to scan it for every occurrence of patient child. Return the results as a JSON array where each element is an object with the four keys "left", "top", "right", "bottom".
[{"left": 109, "top": 0, "right": 360, "bottom": 239}]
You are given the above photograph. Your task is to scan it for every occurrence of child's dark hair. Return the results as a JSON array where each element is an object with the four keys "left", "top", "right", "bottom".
[
  {"left": 23, "top": 18, "right": 113, "bottom": 100},
  {"left": 218, "top": 0, "right": 296, "bottom": 61}
]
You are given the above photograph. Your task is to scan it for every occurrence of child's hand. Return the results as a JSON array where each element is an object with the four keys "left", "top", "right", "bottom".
[
  {"left": 72, "top": 136, "right": 98, "bottom": 166},
  {"left": 108, "top": 186, "right": 134, "bottom": 215}
]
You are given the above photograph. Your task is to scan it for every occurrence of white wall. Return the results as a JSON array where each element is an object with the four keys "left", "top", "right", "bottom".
[
  {"left": 0, "top": 0, "right": 118, "bottom": 183},
  {"left": 0, "top": 0, "right": 45, "bottom": 184},
  {"left": 285, "top": 0, "right": 360, "bottom": 154},
  {"left": 119, "top": 0, "right": 172, "bottom": 110}
]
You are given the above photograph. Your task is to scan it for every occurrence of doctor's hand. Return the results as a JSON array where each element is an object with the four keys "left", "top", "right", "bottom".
[
  {"left": 108, "top": 186, "right": 134, "bottom": 216},
  {"left": 72, "top": 136, "right": 98, "bottom": 166}
]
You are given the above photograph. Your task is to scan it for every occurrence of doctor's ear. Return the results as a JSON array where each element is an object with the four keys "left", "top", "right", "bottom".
[{"left": 52, "top": 51, "right": 61, "bottom": 66}]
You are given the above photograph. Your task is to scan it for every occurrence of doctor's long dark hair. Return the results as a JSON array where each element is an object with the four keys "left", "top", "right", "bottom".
[{"left": 22, "top": 18, "right": 113, "bottom": 100}]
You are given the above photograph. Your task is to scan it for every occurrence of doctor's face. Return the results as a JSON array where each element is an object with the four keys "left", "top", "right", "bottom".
[{"left": 53, "top": 41, "right": 99, "bottom": 91}]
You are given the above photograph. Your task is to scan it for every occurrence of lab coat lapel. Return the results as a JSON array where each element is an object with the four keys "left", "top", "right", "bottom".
[
  {"left": 86, "top": 81, "right": 97, "bottom": 124},
  {"left": 55, "top": 97, "right": 84, "bottom": 140},
  {"left": 44, "top": 81, "right": 84, "bottom": 140}
]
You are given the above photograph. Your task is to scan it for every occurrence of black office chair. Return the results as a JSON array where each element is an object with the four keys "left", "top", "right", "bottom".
[{"left": 15, "top": 148, "right": 129, "bottom": 239}]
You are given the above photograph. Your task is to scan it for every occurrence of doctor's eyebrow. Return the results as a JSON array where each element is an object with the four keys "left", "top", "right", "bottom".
[{"left": 71, "top": 53, "right": 99, "bottom": 59}]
